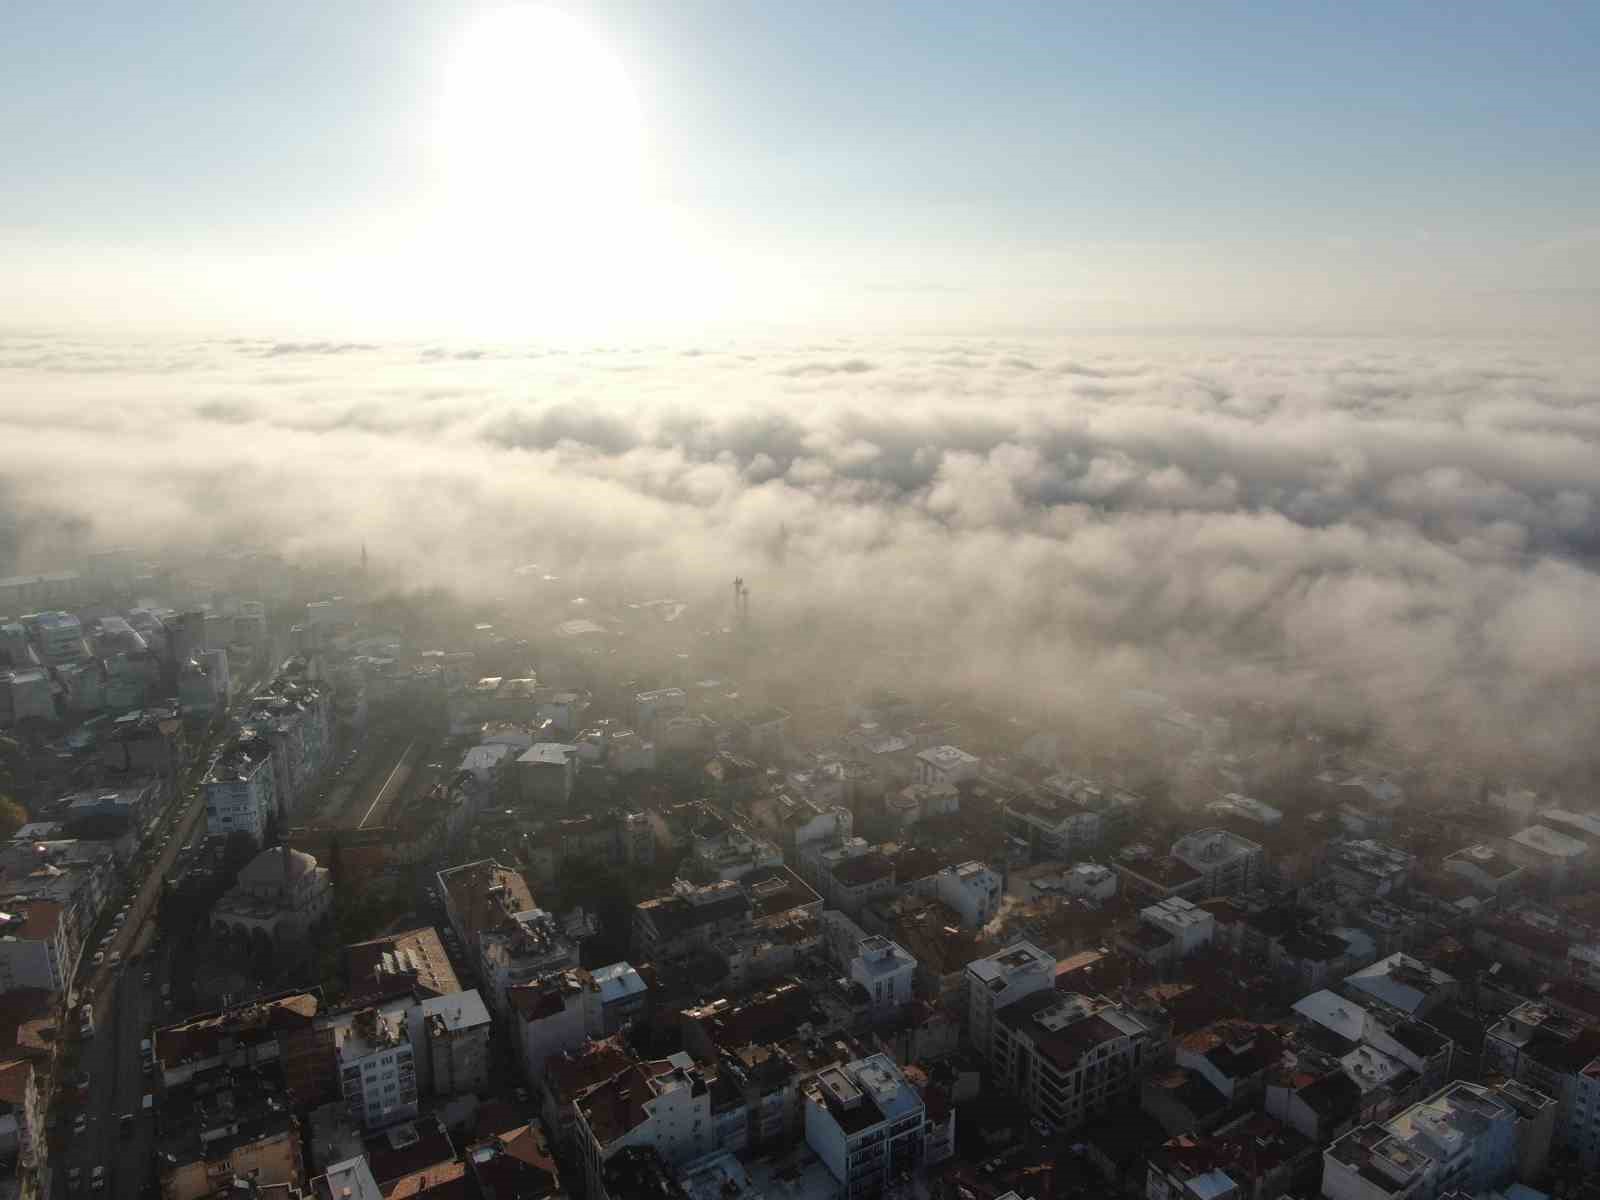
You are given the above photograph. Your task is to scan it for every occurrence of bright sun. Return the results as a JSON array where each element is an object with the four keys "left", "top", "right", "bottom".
[{"left": 432, "top": 6, "right": 651, "bottom": 299}]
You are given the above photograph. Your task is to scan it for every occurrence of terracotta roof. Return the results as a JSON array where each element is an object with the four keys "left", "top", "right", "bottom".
[
  {"left": 382, "top": 1161, "right": 467, "bottom": 1200},
  {"left": 544, "top": 1038, "right": 637, "bottom": 1104},
  {"left": 0, "top": 1058, "right": 33, "bottom": 1105},
  {"left": 14, "top": 899, "right": 62, "bottom": 941},
  {"left": 345, "top": 927, "right": 460, "bottom": 1000}
]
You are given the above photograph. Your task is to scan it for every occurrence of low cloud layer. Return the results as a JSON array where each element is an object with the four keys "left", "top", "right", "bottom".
[{"left": 5, "top": 331, "right": 1600, "bottom": 779}]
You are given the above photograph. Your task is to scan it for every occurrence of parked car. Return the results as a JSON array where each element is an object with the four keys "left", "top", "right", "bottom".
[
  {"left": 73, "top": 1114, "right": 87, "bottom": 1134},
  {"left": 91, "top": 951, "right": 104, "bottom": 966},
  {"left": 92, "top": 1166, "right": 106, "bottom": 1191}
]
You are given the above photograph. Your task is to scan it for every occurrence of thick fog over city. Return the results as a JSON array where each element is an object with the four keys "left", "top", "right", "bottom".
[
  {"left": 6, "top": 330, "right": 1600, "bottom": 780},
  {"left": 8, "top": 5, "right": 1600, "bottom": 1197}
]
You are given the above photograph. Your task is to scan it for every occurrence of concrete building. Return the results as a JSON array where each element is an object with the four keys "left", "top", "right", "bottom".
[
  {"left": 914, "top": 745, "right": 979, "bottom": 788},
  {"left": 336, "top": 1005, "right": 419, "bottom": 1129},
  {"left": 1008, "top": 861, "right": 1118, "bottom": 905},
  {"left": 1342, "top": 954, "right": 1458, "bottom": 1019},
  {"left": 633, "top": 878, "right": 751, "bottom": 962},
  {"left": 1170, "top": 828, "right": 1264, "bottom": 898},
  {"left": 1327, "top": 839, "right": 1416, "bottom": 899},
  {"left": 1139, "top": 896, "right": 1217, "bottom": 962},
  {"left": 586, "top": 962, "right": 647, "bottom": 1035},
  {"left": 803, "top": 1054, "right": 945, "bottom": 1200},
  {"left": 1482, "top": 1000, "right": 1600, "bottom": 1170},
  {"left": 4, "top": 668, "right": 55, "bottom": 725},
  {"left": 1442, "top": 843, "right": 1525, "bottom": 896},
  {"left": 1205, "top": 792, "right": 1284, "bottom": 827},
  {"left": 1004, "top": 779, "right": 1141, "bottom": 861},
  {"left": 907, "top": 860, "right": 1001, "bottom": 929},
  {"left": 28, "top": 611, "right": 85, "bottom": 664},
  {"left": 991, "top": 990, "right": 1158, "bottom": 1132},
  {"left": 413, "top": 989, "right": 492, "bottom": 1098},
  {"left": 518, "top": 743, "right": 579, "bottom": 810},
  {"left": 0, "top": 901, "right": 71, "bottom": 995},
  {"left": 203, "top": 733, "right": 280, "bottom": 843},
  {"left": 437, "top": 860, "right": 578, "bottom": 1020},
  {"left": 575, "top": 1052, "right": 715, "bottom": 1191},
  {"left": 633, "top": 688, "right": 687, "bottom": 731},
  {"left": 850, "top": 936, "right": 917, "bottom": 1015},
  {"left": 1507, "top": 825, "right": 1589, "bottom": 885},
  {"left": 1320, "top": 1080, "right": 1555, "bottom": 1200},
  {"left": 964, "top": 941, "right": 1057, "bottom": 1060},
  {"left": 510, "top": 969, "right": 588, "bottom": 1085}
]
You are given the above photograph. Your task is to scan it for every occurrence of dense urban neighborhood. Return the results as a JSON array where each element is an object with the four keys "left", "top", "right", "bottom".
[{"left": 3, "top": 555, "right": 1600, "bottom": 1200}]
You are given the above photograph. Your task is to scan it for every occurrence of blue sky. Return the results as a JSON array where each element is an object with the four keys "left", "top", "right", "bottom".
[{"left": 4, "top": 1, "right": 1597, "bottom": 334}]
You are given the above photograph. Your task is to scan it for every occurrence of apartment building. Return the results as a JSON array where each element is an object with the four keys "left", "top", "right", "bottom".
[
  {"left": 1482, "top": 1000, "right": 1600, "bottom": 1170},
  {"left": 803, "top": 1053, "right": 947, "bottom": 1200},
  {"left": 203, "top": 733, "right": 280, "bottom": 843},
  {"left": 990, "top": 990, "right": 1157, "bottom": 1132},
  {"left": 964, "top": 941, "right": 1057, "bottom": 1062}
]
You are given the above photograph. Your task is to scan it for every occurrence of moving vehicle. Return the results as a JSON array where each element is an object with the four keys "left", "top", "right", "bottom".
[
  {"left": 161, "top": 982, "right": 171, "bottom": 999},
  {"left": 120, "top": 1112, "right": 134, "bottom": 1136},
  {"left": 73, "top": 1114, "right": 87, "bottom": 1135},
  {"left": 92, "top": 1166, "right": 106, "bottom": 1191}
]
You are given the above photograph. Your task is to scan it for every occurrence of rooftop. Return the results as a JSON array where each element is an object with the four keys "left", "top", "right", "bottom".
[
  {"left": 345, "top": 926, "right": 461, "bottom": 1000},
  {"left": 1510, "top": 824, "right": 1588, "bottom": 859}
]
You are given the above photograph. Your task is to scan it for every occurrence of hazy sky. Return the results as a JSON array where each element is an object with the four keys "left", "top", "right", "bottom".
[{"left": 3, "top": 1, "right": 1597, "bottom": 335}]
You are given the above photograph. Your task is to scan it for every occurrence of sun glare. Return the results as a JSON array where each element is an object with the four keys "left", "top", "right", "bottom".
[{"left": 428, "top": 5, "right": 657, "bottom": 327}]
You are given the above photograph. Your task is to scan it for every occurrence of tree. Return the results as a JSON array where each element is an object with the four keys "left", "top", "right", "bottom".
[{"left": 0, "top": 795, "right": 25, "bottom": 841}]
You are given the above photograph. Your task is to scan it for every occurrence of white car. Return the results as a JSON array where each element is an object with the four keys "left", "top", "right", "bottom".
[
  {"left": 73, "top": 1114, "right": 87, "bottom": 1134},
  {"left": 92, "top": 951, "right": 105, "bottom": 966}
]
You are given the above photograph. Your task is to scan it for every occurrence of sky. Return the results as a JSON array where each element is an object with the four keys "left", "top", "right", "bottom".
[{"left": 3, "top": 1, "right": 1597, "bottom": 336}]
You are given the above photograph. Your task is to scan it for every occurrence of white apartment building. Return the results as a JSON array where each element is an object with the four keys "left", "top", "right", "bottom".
[
  {"left": 964, "top": 941, "right": 1057, "bottom": 1060},
  {"left": 337, "top": 1006, "right": 419, "bottom": 1130},
  {"left": 1170, "top": 828, "right": 1264, "bottom": 897},
  {"left": 908, "top": 860, "right": 1001, "bottom": 929},
  {"left": 576, "top": 1053, "right": 716, "bottom": 1191},
  {"left": 1320, "top": 1080, "right": 1555, "bottom": 1200},
  {"left": 1139, "top": 896, "right": 1216, "bottom": 959},
  {"left": 850, "top": 936, "right": 917, "bottom": 1014},
  {"left": 804, "top": 1054, "right": 945, "bottom": 1200},
  {"left": 203, "top": 734, "right": 279, "bottom": 843}
]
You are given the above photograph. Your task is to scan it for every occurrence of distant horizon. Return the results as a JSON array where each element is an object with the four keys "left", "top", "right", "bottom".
[{"left": 3, "top": 2, "right": 1596, "bottom": 336}]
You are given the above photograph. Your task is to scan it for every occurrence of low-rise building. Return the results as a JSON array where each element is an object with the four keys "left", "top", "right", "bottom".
[
  {"left": 1507, "top": 824, "right": 1590, "bottom": 884},
  {"left": 1442, "top": 843, "right": 1525, "bottom": 896},
  {"left": 1342, "top": 953, "right": 1459, "bottom": 1019}
]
